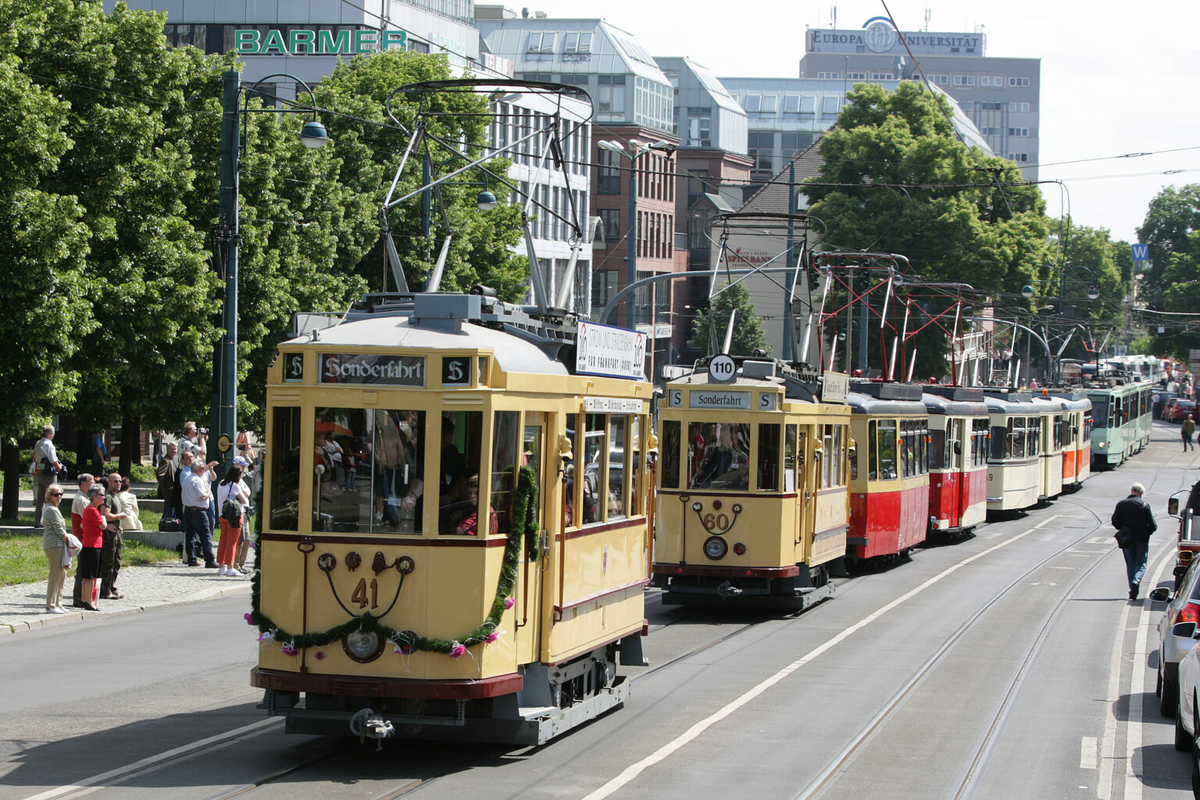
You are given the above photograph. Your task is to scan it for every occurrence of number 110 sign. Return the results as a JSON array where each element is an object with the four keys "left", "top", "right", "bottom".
[{"left": 707, "top": 354, "right": 737, "bottom": 384}]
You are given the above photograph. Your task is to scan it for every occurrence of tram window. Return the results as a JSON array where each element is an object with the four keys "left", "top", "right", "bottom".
[
  {"left": 630, "top": 420, "right": 641, "bottom": 517},
  {"left": 974, "top": 419, "right": 988, "bottom": 467},
  {"left": 1091, "top": 398, "right": 1108, "bottom": 427},
  {"left": 868, "top": 421, "right": 878, "bottom": 480},
  {"left": 918, "top": 425, "right": 929, "bottom": 475},
  {"left": 489, "top": 411, "right": 521, "bottom": 535},
  {"left": 438, "top": 411, "right": 481, "bottom": 534},
  {"left": 758, "top": 424, "right": 781, "bottom": 492},
  {"left": 990, "top": 425, "right": 1004, "bottom": 461},
  {"left": 929, "top": 427, "right": 945, "bottom": 471},
  {"left": 523, "top": 419, "right": 544, "bottom": 529},
  {"left": 900, "top": 420, "right": 915, "bottom": 479},
  {"left": 565, "top": 413, "right": 580, "bottom": 527},
  {"left": 784, "top": 424, "right": 798, "bottom": 491},
  {"left": 661, "top": 420, "right": 681, "bottom": 489},
  {"left": 819, "top": 425, "right": 832, "bottom": 488},
  {"left": 1027, "top": 418, "right": 1040, "bottom": 456},
  {"left": 877, "top": 420, "right": 898, "bottom": 480},
  {"left": 688, "top": 422, "right": 750, "bottom": 490},
  {"left": 269, "top": 407, "right": 302, "bottom": 531},
  {"left": 832, "top": 426, "right": 845, "bottom": 486},
  {"left": 478, "top": 357, "right": 490, "bottom": 386},
  {"left": 609, "top": 415, "right": 628, "bottom": 520},
  {"left": 582, "top": 414, "right": 605, "bottom": 523}
]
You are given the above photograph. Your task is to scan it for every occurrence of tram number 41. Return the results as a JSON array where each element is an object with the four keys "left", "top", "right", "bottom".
[{"left": 351, "top": 578, "right": 379, "bottom": 609}]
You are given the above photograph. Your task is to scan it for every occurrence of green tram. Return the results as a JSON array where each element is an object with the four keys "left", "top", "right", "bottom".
[{"left": 1087, "top": 381, "right": 1153, "bottom": 469}]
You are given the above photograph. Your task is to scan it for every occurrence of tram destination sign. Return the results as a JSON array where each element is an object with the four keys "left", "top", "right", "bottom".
[
  {"left": 320, "top": 354, "right": 425, "bottom": 386},
  {"left": 689, "top": 390, "right": 751, "bottom": 410},
  {"left": 576, "top": 321, "right": 648, "bottom": 380}
]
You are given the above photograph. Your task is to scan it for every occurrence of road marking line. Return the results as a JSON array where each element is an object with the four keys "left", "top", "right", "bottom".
[
  {"left": 581, "top": 518, "right": 1058, "bottom": 800},
  {"left": 1081, "top": 736, "right": 1098, "bottom": 769},
  {"left": 18, "top": 717, "right": 282, "bottom": 800},
  {"left": 1124, "top": 546, "right": 1174, "bottom": 800}
]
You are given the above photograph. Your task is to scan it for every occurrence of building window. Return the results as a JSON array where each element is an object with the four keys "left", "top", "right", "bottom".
[
  {"left": 1007, "top": 153, "right": 1029, "bottom": 162},
  {"left": 980, "top": 75, "right": 1003, "bottom": 87},
  {"left": 1008, "top": 77, "right": 1031, "bottom": 87},
  {"left": 748, "top": 131, "right": 774, "bottom": 172},
  {"left": 953, "top": 75, "right": 976, "bottom": 86},
  {"left": 927, "top": 74, "right": 948, "bottom": 85},
  {"left": 563, "top": 31, "right": 593, "bottom": 53},
  {"left": 742, "top": 94, "right": 761, "bottom": 112},
  {"left": 687, "top": 110, "right": 711, "bottom": 147},
  {"left": 592, "top": 270, "right": 619, "bottom": 309},
  {"left": 781, "top": 132, "right": 814, "bottom": 155},
  {"left": 871, "top": 72, "right": 892, "bottom": 80},
  {"left": 979, "top": 127, "right": 1001, "bottom": 136},
  {"left": 847, "top": 71, "right": 867, "bottom": 80},
  {"left": 783, "top": 95, "right": 801, "bottom": 113},
  {"left": 598, "top": 148, "right": 622, "bottom": 195},
  {"left": 800, "top": 95, "right": 816, "bottom": 113},
  {"left": 821, "top": 95, "right": 840, "bottom": 114},
  {"left": 164, "top": 23, "right": 208, "bottom": 49},
  {"left": 597, "top": 74, "right": 626, "bottom": 116},
  {"left": 599, "top": 208, "right": 620, "bottom": 242},
  {"left": 1008, "top": 127, "right": 1030, "bottom": 137},
  {"left": 759, "top": 95, "right": 777, "bottom": 113},
  {"left": 816, "top": 71, "right": 840, "bottom": 79},
  {"left": 1009, "top": 101, "right": 1031, "bottom": 112},
  {"left": 526, "top": 31, "right": 555, "bottom": 54}
]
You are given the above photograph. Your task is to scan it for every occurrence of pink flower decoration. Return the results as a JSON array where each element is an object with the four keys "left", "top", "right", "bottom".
[
  {"left": 393, "top": 646, "right": 403, "bottom": 654},
  {"left": 450, "top": 643, "right": 467, "bottom": 659},
  {"left": 504, "top": 597, "right": 514, "bottom": 610},
  {"left": 244, "top": 613, "right": 254, "bottom": 624},
  {"left": 485, "top": 632, "right": 499, "bottom": 644},
  {"left": 281, "top": 643, "right": 298, "bottom": 656},
  {"left": 257, "top": 631, "right": 274, "bottom": 642}
]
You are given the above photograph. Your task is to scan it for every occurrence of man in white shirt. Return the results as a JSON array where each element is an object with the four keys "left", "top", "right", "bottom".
[
  {"left": 181, "top": 459, "right": 218, "bottom": 568},
  {"left": 33, "top": 425, "right": 64, "bottom": 527}
]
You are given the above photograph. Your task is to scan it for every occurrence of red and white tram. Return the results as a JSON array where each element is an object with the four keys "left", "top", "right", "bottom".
[
  {"left": 1051, "top": 392, "right": 1092, "bottom": 490},
  {"left": 922, "top": 388, "right": 989, "bottom": 537},
  {"left": 847, "top": 384, "right": 930, "bottom": 562}
]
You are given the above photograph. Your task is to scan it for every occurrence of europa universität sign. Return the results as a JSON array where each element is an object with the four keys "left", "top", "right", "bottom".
[{"left": 236, "top": 28, "right": 407, "bottom": 56}]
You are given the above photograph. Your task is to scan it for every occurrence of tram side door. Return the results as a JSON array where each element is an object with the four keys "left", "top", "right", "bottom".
[
  {"left": 952, "top": 418, "right": 970, "bottom": 519},
  {"left": 517, "top": 419, "right": 546, "bottom": 666},
  {"left": 801, "top": 425, "right": 819, "bottom": 562}
]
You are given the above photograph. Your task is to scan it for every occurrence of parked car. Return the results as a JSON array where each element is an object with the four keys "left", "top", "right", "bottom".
[
  {"left": 1170, "top": 619, "right": 1200, "bottom": 793},
  {"left": 1153, "top": 556, "right": 1200, "bottom": 717},
  {"left": 1174, "top": 400, "right": 1199, "bottom": 423},
  {"left": 1157, "top": 391, "right": 1179, "bottom": 419},
  {"left": 1165, "top": 397, "right": 1183, "bottom": 421}
]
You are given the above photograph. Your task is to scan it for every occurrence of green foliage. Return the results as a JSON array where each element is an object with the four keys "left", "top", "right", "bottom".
[
  {"left": 689, "top": 283, "right": 770, "bottom": 356},
  {"left": 1136, "top": 184, "right": 1200, "bottom": 360},
  {"left": 804, "top": 82, "right": 1051, "bottom": 378}
]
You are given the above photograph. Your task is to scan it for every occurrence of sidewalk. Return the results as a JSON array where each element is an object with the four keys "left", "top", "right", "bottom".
[
  {"left": 2, "top": 485, "right": 250, "bottom": 636},
  {"left": 0, "top": 561, "right": 252, "bottom": 635}
]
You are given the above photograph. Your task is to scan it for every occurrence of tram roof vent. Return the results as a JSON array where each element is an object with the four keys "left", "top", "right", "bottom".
[
  {"left": 741, "top": 360, "right": 777, "bottom": 380},
  {"left": 411, "top": 293, "right": 482, "bottom": 328}
]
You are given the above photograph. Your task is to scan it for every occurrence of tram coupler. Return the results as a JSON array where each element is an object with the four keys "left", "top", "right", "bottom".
[
  {"left": 349, "top": 708, "right": 395, "bottom": 750},
  {"left": 716, "top": 581, "right": 743, "bottom": 598}
]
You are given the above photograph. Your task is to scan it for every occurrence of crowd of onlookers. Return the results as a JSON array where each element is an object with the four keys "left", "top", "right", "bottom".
[{"left": 32, "top": 422, "right": 260, "bottom": 614}]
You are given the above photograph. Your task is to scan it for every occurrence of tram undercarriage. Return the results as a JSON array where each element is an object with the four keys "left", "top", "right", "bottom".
[
  {"left": 655, "top": 564, "right": 836, "bottom": 611},
  {"left": 256, "top": 637, "right": 646, "bottom": 746}
]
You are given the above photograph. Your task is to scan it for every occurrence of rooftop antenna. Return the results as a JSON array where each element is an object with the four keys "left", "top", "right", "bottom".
[
  {"left": 830, "top": 3, "right": 837, "bottom": 29},
  {"left": 924, "top": 8, "right": 931, "bottom": 31}
]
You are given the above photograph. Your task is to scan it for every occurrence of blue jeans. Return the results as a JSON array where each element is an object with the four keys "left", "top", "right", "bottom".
[
  {"left": 184, "top": 508, "right": 215, "bottom": 566},
  {"left": 1124, "top": 539, "right": 1150, "bottom": 587}
]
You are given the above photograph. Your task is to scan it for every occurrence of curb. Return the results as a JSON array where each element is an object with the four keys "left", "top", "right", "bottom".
[{"left": 0, "top": 582, "right": 252, "bottom": 636}]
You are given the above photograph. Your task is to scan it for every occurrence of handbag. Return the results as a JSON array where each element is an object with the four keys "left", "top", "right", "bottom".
[{"left": 1114, "top": 527, "right": 1134, "bottom": 549}]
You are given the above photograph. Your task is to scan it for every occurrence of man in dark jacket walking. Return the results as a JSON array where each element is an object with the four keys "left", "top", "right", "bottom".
[{"left": 1112, "top": 482, "right": 1157, "bottom": 600}]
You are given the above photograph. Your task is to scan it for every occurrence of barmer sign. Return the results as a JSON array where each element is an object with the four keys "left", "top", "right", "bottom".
[{"left": 236, "top": 28, "right": 407, "bottom": 56}]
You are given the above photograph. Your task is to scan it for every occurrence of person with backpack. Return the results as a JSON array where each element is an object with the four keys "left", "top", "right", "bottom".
[
  {"left": 1184, "top": 415, "right": 1196, "bottom": 452},
  {"left": 1111, "top": 482, "right": 1158, "bottom": 600},
  {"left": 215, "top": 465, "right": 250, "bottom": 577}
]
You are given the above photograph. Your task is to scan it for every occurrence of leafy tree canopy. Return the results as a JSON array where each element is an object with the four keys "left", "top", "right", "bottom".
[{"left": 689, "top": 283, "right": 770, "bottom": 357}]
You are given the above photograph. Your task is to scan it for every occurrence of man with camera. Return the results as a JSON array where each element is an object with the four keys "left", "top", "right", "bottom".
[
  {"left": 178, "top": 421, "right": 208, "bottom": 464},
  {"left": 33, "top": 425, "right": 65, "bottom": 527}
]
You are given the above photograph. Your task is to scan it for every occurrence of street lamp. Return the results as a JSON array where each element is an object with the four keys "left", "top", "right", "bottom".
[
  {"left": 215, "top": 69, "right": 328, "bottom": 477},
  {"left": 598, "top": 138, "right": 676, "bottom": 330}
]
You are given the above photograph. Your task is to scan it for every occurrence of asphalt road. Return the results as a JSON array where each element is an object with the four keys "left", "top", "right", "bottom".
[{"left": 1, "top": 421, "right": 1195, "bottom": 800}]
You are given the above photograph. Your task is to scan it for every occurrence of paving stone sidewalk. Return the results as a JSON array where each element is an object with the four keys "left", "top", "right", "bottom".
[{"left": 0, "top": 562, "right": 252, "bottom": 636}]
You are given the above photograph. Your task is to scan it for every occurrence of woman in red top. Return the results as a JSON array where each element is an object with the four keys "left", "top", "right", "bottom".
[{"left": 77, "top": 486, "right": 107, "bottom": 611}]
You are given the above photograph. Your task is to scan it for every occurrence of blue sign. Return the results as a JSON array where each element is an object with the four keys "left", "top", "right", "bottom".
[{"left": 1132, "top": 244, "right": 1150, "bottom": 261}]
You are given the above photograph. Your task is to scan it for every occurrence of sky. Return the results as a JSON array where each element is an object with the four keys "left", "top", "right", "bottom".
[{"left": 530, "top": 0, "right": 1200, "bottom": 244}]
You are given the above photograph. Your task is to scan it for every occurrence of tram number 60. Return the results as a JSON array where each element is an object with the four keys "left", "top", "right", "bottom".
[
  {"left": 704, "top": 512, "right": 730, "bottom": 531},
  {"left": 352, "top": 578, "right": 379, "bottom": 609}
]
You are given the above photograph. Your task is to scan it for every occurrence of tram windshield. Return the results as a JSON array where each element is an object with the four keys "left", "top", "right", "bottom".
[
  {"left": 688, "top": 422, "right": 750, "bottom": 490},
  {"left": 1091, "top": 397, "right": 1109, "bottom": 427}
]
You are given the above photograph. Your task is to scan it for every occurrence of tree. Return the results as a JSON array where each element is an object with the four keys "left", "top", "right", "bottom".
[
  {"left": 689, "top": 283, "right": 770, "bottom": 356},
  {"left": 804, "top": 82, "right": 1050, "bottom": 378},
  {"left": 1136, "top": 185, "right": 1200, "bottom": 360},
  {"left": 0, "top": 13, "right": 94, "bottom": 516}
]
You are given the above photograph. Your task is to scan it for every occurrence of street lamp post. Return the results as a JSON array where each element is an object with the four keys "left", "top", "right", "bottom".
[
  {"left": 598, "top": 139, "right": 674, "bottom": 331},
  {"left": 214, "top": 69, "right": 327, "bottom": 477}
]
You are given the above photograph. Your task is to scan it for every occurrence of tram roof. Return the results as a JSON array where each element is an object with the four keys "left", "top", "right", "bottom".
[
  {"left": 284, "top": 316, "right": 570, "bottom": 376},
  {"left": 1031, "top": 395, "right": 1069, "bottom": 411},
  {"left": 982, "top": 394, "right": 1041, "bottom": 415},
  {"left": 920, "top": 393, "right": 989, "bottom": 417},
  {"left": 846, "top": 391, "right": 927, "bottom": 416}
]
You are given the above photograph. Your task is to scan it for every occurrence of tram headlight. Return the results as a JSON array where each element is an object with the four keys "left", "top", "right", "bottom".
[
  {"left": 343, "top": 629, "right": 383, "bottom": 663},
  {"left": 704, "top": 536, "right": 728, "bottom": 560}
]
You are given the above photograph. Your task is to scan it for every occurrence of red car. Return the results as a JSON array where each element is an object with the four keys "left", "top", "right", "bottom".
[{"left": 1170, "top": 399, "right": 1197, "bottom": 422}]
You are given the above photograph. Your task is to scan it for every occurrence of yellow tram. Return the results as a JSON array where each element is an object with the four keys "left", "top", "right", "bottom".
[
  {"left": 250, "top": 293, "right": 654, "bottom": 745},
  {"left": 653, "top": 359, "right": 851, "bottom": 609}
]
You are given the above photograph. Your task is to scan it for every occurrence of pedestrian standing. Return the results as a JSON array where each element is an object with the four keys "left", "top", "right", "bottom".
[
  {"left": 1112, "top": 482, "right": 1158, "bottom": 600},
  {"left": 98, "top": 472, "right": 128, "bottom": 599},
  {"left": 182, "top": 459, "right": 218, "bottom": 568},
  {"left": 79, "top": 486, "right": 107, "bottom": 611},
  {"left": 69, "top": 473, "right": 94, "bottom": 608},
  {"left": 91, "top": 431, "right": 107, "bottom": 476},
  {"left": 32, "top": 425, "right": 65, "bottom": 527},
  {"left": 1185, "top": 416, "right": 1197, "bottom": 452},
  {"left": 215, "top": 465, "right": 250, "bottom": 576},
  {"left": 117, "top": 477, "right": 142, "bottom": 531},
  {"left": 41, "top": 484, "right": 69, "bottom": 614},
  {"left": 233, "top": 456, "right": 258, "bottom": 575},
  {"left": 157, "top": 443, "right": 177, "bottom": 519}
]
